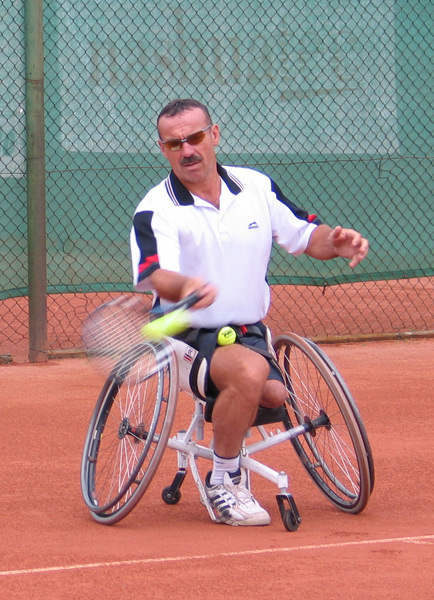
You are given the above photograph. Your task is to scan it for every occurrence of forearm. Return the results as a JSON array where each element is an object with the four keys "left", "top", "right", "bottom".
[
  {"left": 304, "top": 224, "right": 337, "bottom": 260},
  {"left": 304, "top": 224, "right": 369, "bottom": 267},
  {"left": 149, "top": 269, "right": 191, "bottom": 302},
  {"left": 149, "top": 269, "right": 218, "bottom": 309}
]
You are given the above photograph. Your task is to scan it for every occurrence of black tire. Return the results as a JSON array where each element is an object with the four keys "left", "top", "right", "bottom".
[
  {"left": 162, "top": 486, "right": 182, "bottom": 505},
  {"left": 273, "top": 334, "right": 371, "bottom": 514},
  {"left": 81, "top": 340, "right": 178, "bottom": 525},
  {"left": 282, "top": 509, "right": 300, "bottom": 532}
]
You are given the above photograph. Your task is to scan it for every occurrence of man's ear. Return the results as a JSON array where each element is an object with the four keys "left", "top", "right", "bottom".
[{"left": 211, "top": 124, "right": 220, "bottom": 147}]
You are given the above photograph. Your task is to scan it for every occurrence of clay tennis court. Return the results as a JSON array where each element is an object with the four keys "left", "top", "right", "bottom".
[{"left": 1, "top": 336, "right": 433, "bottom": 599}]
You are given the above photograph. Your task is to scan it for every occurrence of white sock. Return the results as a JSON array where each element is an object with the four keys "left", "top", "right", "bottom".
[{"left": 210, "top": 452, "right": 240, "bottom": 485}]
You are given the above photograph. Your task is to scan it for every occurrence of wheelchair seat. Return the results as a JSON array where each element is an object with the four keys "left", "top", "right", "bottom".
[{"left": 204, "top": 400, "right": 287, "bottom": 427}]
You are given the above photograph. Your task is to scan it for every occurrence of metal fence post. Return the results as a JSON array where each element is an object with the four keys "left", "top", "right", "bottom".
[{"left": 25, "top": 0, "right": 47, "bottom": 362}]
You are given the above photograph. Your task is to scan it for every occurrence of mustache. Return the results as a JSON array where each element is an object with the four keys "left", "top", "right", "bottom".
[{"left": 181, "top": 155, "right": 202, "bottom": 166}]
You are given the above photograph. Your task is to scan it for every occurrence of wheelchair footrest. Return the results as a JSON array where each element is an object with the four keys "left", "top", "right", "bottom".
[{"left": 276, "top": 493, "right": 302, "bottom": 531}]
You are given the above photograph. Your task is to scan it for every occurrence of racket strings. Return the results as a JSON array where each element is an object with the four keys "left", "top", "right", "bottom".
[{"left": 83, "top": 297, "right": 152, "bottom": 374}]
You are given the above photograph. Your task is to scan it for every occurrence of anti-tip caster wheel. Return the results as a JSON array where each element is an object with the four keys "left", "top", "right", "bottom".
[
  {"left": 282, "top": 508, "right": 300, "bottom": 531},
  {"left": 162, "top": 486, "right": 181, "bottom": 505},
  {"left": 276, "top": 493, "right": 301, "bottom": 532}
]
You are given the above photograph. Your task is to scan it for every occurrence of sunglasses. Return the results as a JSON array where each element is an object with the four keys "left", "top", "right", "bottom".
[{"left": 160, "top": 124, "right": 213, "bottom": 152}]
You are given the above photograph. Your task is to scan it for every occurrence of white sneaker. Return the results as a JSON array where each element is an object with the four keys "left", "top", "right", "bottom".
[{"left": 205, "top": 470, "right": 270, "bottom": 526}]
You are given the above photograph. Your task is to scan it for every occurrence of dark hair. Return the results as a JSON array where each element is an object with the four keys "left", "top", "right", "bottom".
[{"left": 157, "top": 99, "right": 212, "bottom": 131}]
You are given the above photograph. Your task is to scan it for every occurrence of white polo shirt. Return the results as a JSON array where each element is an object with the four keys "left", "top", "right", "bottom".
[{"left": 130, "top": 164, "right": 320, "bottom": 328}]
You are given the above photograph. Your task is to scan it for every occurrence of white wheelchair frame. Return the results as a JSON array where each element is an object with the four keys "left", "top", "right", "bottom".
[{"left": 165, "top": 394, "right": 305, "bottom": 529}]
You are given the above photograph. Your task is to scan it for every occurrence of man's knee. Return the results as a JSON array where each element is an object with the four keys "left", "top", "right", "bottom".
[{"left": 261, "top": 379, "right": 287, "bottom": 408}]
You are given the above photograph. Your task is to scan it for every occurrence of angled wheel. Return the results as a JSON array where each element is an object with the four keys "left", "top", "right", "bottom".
[
  {"left": 273, "top": 334, "right": 371, "bottom": 514},
  {"left": 305, "top": 339, "right": 375, "bottom": 493},
  {"left": 81, "top": 340, "right": 178, "bottom": 525}
]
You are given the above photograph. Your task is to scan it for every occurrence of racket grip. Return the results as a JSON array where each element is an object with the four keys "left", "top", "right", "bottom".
[
  {"left": 150, "top": 289, "right": 204, "bottom": 319},
  {"left": 163, "top": 292, "right": 202, "bottom": 314},
  {"left": 173, "top": 290, "right": 202, "bottom": 311}
]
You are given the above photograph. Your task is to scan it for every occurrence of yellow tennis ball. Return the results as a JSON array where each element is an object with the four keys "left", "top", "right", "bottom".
[
  {"left": 217, "top": 326, "right": 237, "bottom": 346},
  {"left": 141, "top": 309, "right": 190, "bottom": 340}
]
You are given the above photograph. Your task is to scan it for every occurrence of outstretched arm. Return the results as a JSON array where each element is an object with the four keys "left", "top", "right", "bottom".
[{"left": 305, "top": 224, "right": 369, "bottom": 268}]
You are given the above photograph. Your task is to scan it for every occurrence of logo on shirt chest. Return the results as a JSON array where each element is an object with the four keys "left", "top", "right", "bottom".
[{"left": 248, "top": 221, "right": 259, "bottom": 229}]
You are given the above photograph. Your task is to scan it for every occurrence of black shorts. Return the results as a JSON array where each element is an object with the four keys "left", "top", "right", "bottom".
[{"left": 173, "top": 321, "right": 284, "bottom": 403}]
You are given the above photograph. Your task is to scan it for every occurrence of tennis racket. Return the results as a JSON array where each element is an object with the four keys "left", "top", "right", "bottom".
[{"left": 82, "top": 291, "right": 200, "bottom": 377}]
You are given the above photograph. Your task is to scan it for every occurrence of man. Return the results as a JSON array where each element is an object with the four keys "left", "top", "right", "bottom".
[{"left": 130, "top": 98, "right": 369, "bottom": 526}]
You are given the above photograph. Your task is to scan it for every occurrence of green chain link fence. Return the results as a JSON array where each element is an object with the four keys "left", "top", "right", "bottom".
[{"left": 1, "top": 0, "right": 433, "bottom": 362}]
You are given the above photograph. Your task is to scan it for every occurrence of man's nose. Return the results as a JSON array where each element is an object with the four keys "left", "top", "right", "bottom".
[{"left": 180, "top": 141, "right": 196, "bottom": 156}]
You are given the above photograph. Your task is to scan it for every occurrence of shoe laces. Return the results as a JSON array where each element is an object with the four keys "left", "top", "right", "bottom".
[{"left": 226, "top": 478, "right": 257, "bottom": 508}]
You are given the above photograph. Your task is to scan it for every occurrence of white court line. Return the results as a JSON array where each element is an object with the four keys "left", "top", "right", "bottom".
[{"left": 1, "top": 534, "right": 433, "bottom": 578}]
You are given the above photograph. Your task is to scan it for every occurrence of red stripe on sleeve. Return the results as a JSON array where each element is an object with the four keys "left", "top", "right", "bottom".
[{"left": 138, "top": 254, "right": 159, "bottom": 274}]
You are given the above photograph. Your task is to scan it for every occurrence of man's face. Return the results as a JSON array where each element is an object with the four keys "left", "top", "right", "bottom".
[{"left": 157, "top": 108, "right": 220, "bottom": 186}]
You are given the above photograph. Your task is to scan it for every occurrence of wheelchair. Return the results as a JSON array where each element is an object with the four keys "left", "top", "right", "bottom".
[{"left": 80, "top": 332, "right": 374, "bottom": 531}]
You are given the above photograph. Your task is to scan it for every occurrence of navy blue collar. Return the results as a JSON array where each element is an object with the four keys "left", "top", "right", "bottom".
[{"left": 165, "top": 164, "right": 243, "bottom": 206}]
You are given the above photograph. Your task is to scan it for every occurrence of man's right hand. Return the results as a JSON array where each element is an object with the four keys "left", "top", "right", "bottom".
[{"left": 181, "top": 277, "right": 218, "bottom": 310}]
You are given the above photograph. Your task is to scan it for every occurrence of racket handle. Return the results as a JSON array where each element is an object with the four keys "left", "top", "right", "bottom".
[
  {"left": 171, "top": 290, "right": 202, "bottom": 312},
  {"left": 151, "top": 290, "right": 202, "bottom": 317},
  {"left": 150, "top": 288, "right": 205, "bottom": 319}
]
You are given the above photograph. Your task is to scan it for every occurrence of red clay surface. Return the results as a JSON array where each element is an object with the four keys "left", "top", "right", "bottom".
[{"left": 1, "top": 338, "right": 434, "bottom": 599}]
